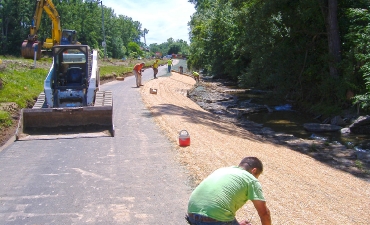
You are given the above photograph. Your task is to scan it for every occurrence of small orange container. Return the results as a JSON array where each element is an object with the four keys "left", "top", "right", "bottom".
[{"left": 179, "top": 130, "right": 190, "bottom": 146}]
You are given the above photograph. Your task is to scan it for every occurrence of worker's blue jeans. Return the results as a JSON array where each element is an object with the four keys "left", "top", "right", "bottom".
[
  {"left": 168, "top": 65, "right": 171, "bottom": 73},
  {"left": 186, "top": 214, "right": 240, "bottom": 225}
]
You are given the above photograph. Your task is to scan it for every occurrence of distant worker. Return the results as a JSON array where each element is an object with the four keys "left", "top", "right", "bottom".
[
  {"left": 192, "top": 71, "right": 200, "bottom": 83},
  {"left": 167, "top": 58, "right": 173, "bottom": 73},
  {"left": 153, "top": 59, "right": 159, "bottom": 79},
  {"left": 133, "top": 62, "right": 145, "bottom": 87},
  {"left": 186, "top": 157, "right": 272, "bottom": 225},
  {"left": 179, "top": 66, "right": 184, "bottom": 74}
]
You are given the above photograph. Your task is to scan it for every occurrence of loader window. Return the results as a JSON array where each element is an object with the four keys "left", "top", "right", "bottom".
[
  {"left": 63, "top": 50, "right": 86, "bottom": 63},
  {"left": 66, "top": 67, "right": 83, "bottom": 86}
]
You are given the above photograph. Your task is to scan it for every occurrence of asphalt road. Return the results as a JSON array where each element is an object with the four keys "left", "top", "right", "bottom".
[{"left": 0, "top": 60, "right": 191, "bottom": 224}]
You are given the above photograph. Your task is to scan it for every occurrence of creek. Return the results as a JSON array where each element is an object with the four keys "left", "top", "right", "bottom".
[{"left": 233, "top": 90, "right": 370, "bottom": 149}]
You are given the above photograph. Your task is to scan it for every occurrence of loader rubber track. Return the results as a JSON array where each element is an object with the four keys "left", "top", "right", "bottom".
[
  {"left": 95, "top": 91, "right": 113, "bottom": 107},
  {"left": 32, "top": 92, "right": 46, "bottom": 109}
]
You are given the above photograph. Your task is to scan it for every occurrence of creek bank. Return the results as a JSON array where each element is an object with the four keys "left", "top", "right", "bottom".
[{"left": 187, "top": 78, "right": 370, "bottom": 181}]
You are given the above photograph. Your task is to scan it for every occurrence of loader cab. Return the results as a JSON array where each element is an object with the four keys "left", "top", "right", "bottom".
[{"left": 52, "top": 45, "right": 91, "bottom": 107}]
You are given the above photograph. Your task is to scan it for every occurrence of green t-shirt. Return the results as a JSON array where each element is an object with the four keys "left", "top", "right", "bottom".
[{"left": 188, "top": 166, "right": 265, "bottom": 222}]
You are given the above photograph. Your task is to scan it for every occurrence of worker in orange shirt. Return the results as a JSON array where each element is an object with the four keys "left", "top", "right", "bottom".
[{"left": 133, "top": 62, "right": 145, "bottom": 87}]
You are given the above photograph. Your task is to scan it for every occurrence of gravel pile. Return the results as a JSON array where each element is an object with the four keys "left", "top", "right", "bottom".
[{"left": 141, "top": 72, "right": 370, "bottom": 225}]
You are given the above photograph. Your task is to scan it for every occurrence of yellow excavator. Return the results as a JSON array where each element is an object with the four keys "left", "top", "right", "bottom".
[{"left": 21, "top": 0, "right": 79, "bottom": 60}]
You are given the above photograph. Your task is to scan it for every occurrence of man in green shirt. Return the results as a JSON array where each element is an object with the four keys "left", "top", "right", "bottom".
[
  {"left": 186, "top": 157, "right": 271, "bottom": 225},
  {"left": 192, "top": 71, "right": 200, "bottom": 83},
  {"left": 167, "top": 58, "right": 173, "bottom": 73}
]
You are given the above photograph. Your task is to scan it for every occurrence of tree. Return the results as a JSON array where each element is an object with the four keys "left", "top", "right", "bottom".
[
  {"left": 168, "top": 43, "right": 181, "bottom": 55},
  {"left": 323, "top": 0, "right": 341, "bottom": 78},
  {"left": 0, "top": 0, "right": 144, "bottom": 59},
  {"left": 188, "top": 0, "right": 370, "bottom": 113},
  {"left": 127, "top": 41, "right": 142, "bottom": 58},
  {"left": 142, "top": 28, "right": 148, "bottom": 46}
]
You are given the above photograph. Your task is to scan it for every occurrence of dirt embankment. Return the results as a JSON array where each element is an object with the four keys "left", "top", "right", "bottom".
[{"left": 140, "top": 72, "right": 370, "bottom": 225}]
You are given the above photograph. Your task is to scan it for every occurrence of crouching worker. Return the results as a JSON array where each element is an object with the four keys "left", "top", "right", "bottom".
[
  {"left": 192, "top": 71, "right": 200, "bottom": 83},
  {"left": 186, "top": 157, "right": 272, "bottom": 225}
]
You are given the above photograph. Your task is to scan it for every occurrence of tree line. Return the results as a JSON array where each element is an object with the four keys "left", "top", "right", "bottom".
[
  {"left": 187, "top": 0, "right": 370, "bottom": 114},
  {"left": 0, "top": 0, "right": 189, "bottom": 59}
]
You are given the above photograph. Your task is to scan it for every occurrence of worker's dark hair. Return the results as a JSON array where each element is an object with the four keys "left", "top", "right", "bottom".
[{"left": 239, "top": 157, "right": 263, "bottom": 174}]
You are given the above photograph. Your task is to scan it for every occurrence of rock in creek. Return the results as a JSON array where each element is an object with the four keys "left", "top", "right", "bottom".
[
  {"left": 349, "top": 115, "right": 370, "bottom": 134},
  {"left": 303, "top": 123, "right": 342, "bottom": 132}
]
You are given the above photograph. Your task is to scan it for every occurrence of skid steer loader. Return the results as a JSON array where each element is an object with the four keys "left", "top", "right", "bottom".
[{"left": 16, "top": 45, "right": 114, "bottom": 140}]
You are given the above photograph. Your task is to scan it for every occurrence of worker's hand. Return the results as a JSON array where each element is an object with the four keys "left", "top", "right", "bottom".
[{"left": 239, "top": 220, "right": 252, "bottom": 225}]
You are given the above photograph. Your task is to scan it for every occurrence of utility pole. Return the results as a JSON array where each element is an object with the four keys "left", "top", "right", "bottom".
[{"left": 97, "top": 1, "right": 107, "bottom": 59}]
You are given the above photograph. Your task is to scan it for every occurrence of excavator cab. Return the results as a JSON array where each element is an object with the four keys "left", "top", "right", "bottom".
[{"left": 60, "top": 30, "right": 78, "bottom": 45}]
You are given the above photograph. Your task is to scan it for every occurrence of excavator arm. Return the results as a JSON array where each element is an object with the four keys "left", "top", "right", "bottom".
[
  {"left": 40, "top": 0, "right": 62, "bottom": 48},
  {"left": 22, "top": 0, "right": 62, "bottom": 59}
]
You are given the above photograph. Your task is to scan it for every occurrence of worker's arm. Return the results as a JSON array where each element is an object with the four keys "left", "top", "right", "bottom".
[{"left": 252, "top": 200, "right": 271, "bottom": 225}]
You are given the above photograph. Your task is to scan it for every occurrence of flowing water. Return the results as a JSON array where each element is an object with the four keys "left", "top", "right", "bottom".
[{"left": 234, "top": 91, "right": 370, "bottom": 149}]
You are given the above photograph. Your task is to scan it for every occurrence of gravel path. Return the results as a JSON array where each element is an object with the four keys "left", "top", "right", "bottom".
[{"left": 140, "top": 71, "right": 370, "bottom": 225}]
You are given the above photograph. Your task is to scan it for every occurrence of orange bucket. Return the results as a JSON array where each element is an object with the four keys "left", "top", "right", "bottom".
[{"left": 179, "top": 130, "right": 190, "bottom": 146}]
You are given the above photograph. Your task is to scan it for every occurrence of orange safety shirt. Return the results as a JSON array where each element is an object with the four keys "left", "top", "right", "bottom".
[{"left": 134, "top": 63, "right": 144, "bottom": 72}]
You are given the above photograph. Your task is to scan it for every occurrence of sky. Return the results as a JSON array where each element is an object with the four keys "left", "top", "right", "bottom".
[{"left": 102, "top": 0, "right": 196, "bottom": 45}]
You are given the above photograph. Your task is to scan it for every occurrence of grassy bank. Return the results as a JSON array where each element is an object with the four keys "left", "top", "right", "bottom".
[{"left": 0, "top": 56, "right": 164, "bottom": 130}]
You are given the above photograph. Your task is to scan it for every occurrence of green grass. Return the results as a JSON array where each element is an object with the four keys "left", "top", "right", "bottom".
[
  {"left": 354, "top": 160, "right": 370, "bottom": 174},
  {"left": 99, "top": 59, "right": 166, "bottom": 78},
  {"left": 0, "top": 60, "right": 47, "bottom": 129},
  {"left": 0, "top": 111, "right": 12, "bottom": 129},
  {"left": 0, "top": 66, "right": 46, "bottom": 108},
  {"left": 308, "top": 144, "right": 318, "bottom": 152},
  {"left": 99, "top": 64, "right": 133, "bottom": 77}
]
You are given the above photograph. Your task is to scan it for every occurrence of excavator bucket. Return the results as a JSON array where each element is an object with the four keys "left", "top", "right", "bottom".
[
  {"left": 21, "top": 40, "right": 42, "bottom": 59},
  {"left": 16, "top": 105, "right": 114, "bottom": 140}
]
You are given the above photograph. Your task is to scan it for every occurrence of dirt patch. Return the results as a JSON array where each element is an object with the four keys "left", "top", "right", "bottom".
[{"left": 0, "top": 103, "right": 20, "bottom": 148}]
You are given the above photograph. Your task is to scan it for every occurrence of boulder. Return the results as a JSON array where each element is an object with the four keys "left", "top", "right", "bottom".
[
  {"left": 340, "top": 127, "right": 351, "bottom": 134},
  {"left": 303, "top": 123, "right": 342, "bottom": 132},
  {"left": 349, "top": 115, "right": 370, "bottom": 134}
]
